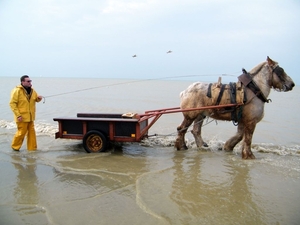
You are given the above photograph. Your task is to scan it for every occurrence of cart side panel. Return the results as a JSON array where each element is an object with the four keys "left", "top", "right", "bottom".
[
  {"left": 87, "top": 121, "right": 110, "bottom": 136},
  {"left": 140, "top": 120, "right": 148, "bottom": 132},
  {"left": 115, "top": 121, "right": 136, "bottom": 136},
  {"left": 136, "top": 119, "right": 148, "bottom": 140},
  {"left": 61, "top": 120, "right": 83, "bottom": 134}
]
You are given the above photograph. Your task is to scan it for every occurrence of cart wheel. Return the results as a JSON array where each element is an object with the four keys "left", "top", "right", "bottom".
[{"left": 83, "top": 130, "right": 107, "bottom": 153}]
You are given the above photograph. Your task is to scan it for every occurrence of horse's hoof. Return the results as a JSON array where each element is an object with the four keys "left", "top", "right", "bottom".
[
  {"left": 249, "top": 154, "right": 256, "bottom": 159},
  {"left": 242, "top": 152, "right": 256, "bottom": 159},
  {"left": 176, "top": 144, "right": 188, "bottom": 151},
  {"left": 224, "top": 142, "right": 235, "bottom": 152},
  {"left": 203, "top": 142, "right": 208, "bottom": 147},
  {"left": 174, "top": 139, "right": 181, "bottom": 150},
  {"left": 224, "top": 146, "right": 234, "bottom": 152},
  {"left": 177, "top": 148, "right": 187, "bottom": 151},
  {"left": 175, "top": 141, "right": 188, "bottom": 150}
]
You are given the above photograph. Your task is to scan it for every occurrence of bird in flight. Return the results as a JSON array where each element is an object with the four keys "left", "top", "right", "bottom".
[
  {"left": 166, "top": 50, "right": 172, "bottom": 53},
  {"left": 132, "top": 54, "right": 137, "bottom": 57}
]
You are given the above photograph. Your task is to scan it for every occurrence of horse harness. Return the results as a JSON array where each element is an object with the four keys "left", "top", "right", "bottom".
[
  {"left": 206, "top": 68, "right": 273, "bottom": 125},
  {"left": 207, "top": 80, "right": 245, "bottom": 125},
  {"left": 238, "top": 69, "right": 271, "bottom": 103}
]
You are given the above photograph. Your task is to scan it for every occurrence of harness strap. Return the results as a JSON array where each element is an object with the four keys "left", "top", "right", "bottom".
[
  {"left": 229, "top": 82, "right": 236, "bottom": 104},
  {"left": 238, "top": 72, "right": 252, "bottom": 86},
  {"left": 216, "top": 84, "right": 226, "bottom": 105},
  {"left": 207, "top": 83, "right": 212, "bottom": 98},
  {"left": 232, "top": 106, "right": 243, "bottom": 126},
  {"left": 238, "top": 73, "right": 270, "bottom": 103},
  {"left": 229, "top": 82, "right": 237, "bottom": 123}
]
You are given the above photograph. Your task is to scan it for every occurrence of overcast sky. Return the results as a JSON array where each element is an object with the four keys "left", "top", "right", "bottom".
[{"left": 0, "top": 0, "right": 299, "bottom": 83}]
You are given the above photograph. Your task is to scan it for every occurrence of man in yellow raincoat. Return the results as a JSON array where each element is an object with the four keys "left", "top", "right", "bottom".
[{"left": 9, "top": 75, "right": 43, "bottom": 151}]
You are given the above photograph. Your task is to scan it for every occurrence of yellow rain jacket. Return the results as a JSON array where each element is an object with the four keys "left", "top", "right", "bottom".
[{"left": 9, "top": 85, "right": 42, "bottom": 122}]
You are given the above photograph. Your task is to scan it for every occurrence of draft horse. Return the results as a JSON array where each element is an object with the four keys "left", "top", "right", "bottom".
[{"left": 175, "top": 57, "right": 295, "bottom": 159}]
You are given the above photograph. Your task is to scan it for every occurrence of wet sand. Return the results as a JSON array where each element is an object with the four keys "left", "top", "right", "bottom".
[{"left": 1, "top": 133, "right": 300, "bottom": 225}]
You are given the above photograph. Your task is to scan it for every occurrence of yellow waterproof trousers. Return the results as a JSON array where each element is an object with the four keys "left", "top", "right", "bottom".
[{"left": 11, "top": 121, "right": 37, "bottom": 151}]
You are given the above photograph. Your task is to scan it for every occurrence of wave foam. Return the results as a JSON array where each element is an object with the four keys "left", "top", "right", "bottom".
[
  {"left": 0, "top": 119, "right": 57, "bottom": 136},
  {"left": 141, "top": 135, "right": 300, "bottom": 156}
]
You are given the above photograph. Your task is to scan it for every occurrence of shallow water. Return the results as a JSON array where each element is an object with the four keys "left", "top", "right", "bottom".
[{"left": 0, "top": 77, "right": 300, "bottom": 224}]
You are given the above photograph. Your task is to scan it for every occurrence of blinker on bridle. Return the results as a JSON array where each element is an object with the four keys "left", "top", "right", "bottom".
[{"left": 272, "top": 65, "right": 285, "bottom": 81}]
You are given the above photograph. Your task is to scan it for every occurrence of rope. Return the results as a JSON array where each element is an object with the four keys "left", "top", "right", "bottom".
[{"left": 42, "top": 73, "right": 240, "bottom": 103}]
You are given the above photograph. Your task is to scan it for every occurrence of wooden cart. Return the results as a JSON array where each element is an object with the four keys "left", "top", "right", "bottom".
[{"left": 53, "top": 104, "right": 240, "bottom": 153}]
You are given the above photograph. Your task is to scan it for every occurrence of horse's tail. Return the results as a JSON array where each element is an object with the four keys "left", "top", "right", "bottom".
[{"left": 179, "top": 90, "right": 185, "bottom": 98}]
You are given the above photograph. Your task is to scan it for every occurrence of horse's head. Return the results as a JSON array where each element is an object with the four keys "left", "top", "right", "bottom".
[{"left": 267, "top": 56, "right": 295, "bottom": 92}]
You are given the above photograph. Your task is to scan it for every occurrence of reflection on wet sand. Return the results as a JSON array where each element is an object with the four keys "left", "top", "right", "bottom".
[
  {"left": 40, "top": 144, "right": 165, "bottom": 224},
  {"left": 12, "top": 155, "right": 38, "bottom": 204},
  {"left": 11, "top": 154, "right": 48, "bottom": 224},
  {"left": 170, "top": 153, "right": 265, "bottom": 224},
  {"left": 135, "top": 150, "right": 265, "bottom": 225}
]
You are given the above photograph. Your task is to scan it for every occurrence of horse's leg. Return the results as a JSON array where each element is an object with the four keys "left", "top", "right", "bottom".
[
  {"left": 175, "top": 116, "right": 194, "bottom": 150},
  {"left": 241, "top": 123, "right": 256, "bottom": 159},
  {"left": 191, "top": 115, "right": 208, "bottom": 148},
  {"left": 224, "top": 122, "right": 244, "bottom": 151}
]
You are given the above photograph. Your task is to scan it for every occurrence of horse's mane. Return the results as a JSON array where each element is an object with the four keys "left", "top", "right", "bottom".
[{"left": 249, "top": 62, "right": 266, "bottom": 76}]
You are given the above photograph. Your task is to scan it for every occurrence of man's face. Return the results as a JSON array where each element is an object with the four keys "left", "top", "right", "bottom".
[{"left": 22, "top": 77, "right": 32, "bottom": 88}]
